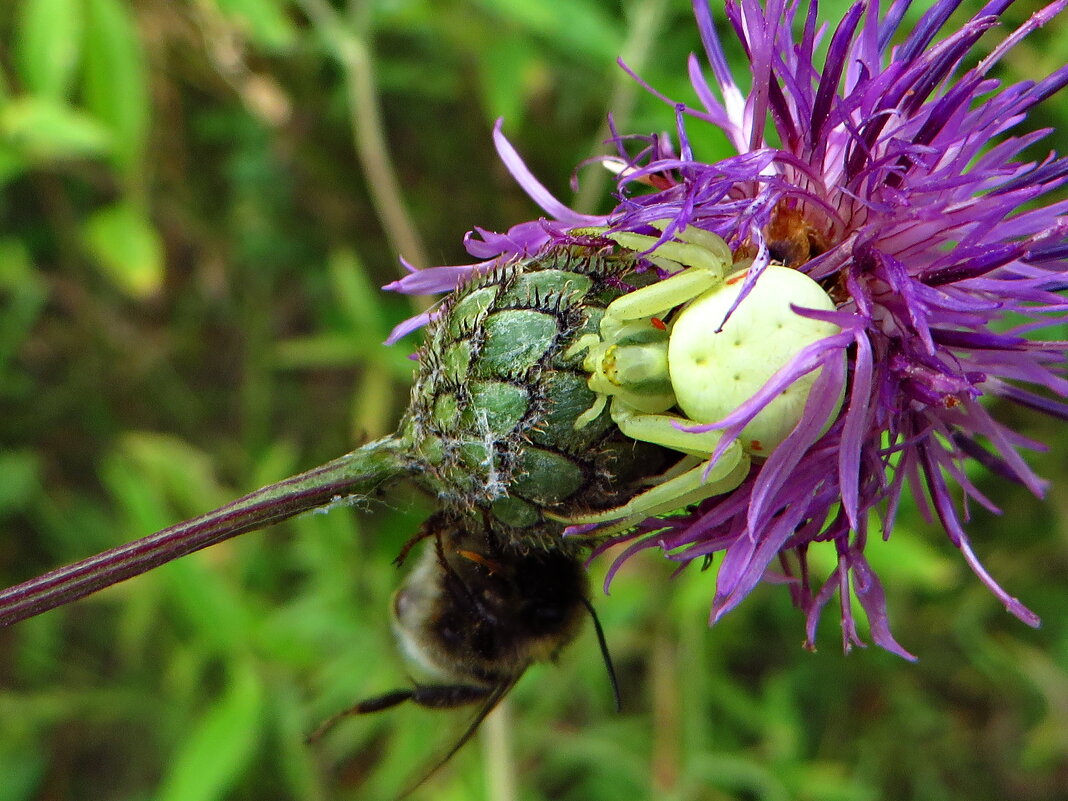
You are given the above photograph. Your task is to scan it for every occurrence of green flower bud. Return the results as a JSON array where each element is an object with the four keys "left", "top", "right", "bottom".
[{"left": 400, "top": 247, "right": 673, "bottom": 549}]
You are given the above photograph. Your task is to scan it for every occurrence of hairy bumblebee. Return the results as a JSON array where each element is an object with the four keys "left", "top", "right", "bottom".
[{"left": 308, "top": 513, "right": 618, "bottom": 789}]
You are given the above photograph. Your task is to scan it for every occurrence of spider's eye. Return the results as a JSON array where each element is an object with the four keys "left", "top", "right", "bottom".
[{"left": 583, "top": 319, "right": 676, "bottom": 415}]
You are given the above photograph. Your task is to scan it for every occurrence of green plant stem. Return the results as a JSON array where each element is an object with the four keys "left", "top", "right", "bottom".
[
  {"left": 651, "top": 614, "right": 682, "bottom": 797},
  {"left": 482, "top": 699, "right": 518, "bottom": 801},
  {"left": 0, "top": 436, "right": 413, "bottom": 627},
  {"left": 574, "top": 0, "right": 672, "bottom": 215},
  {"left": 296, "top": 0, "right": 433, "bottom": 313}
]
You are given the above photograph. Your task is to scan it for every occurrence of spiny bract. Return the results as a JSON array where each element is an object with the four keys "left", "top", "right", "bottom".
[{"left": 401, "top": 244, "right": 674, "bottom": 549}]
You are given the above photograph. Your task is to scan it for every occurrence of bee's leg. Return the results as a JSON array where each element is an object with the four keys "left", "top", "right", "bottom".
[
  {"left": 393, "top": 525, "right": 435, "bottom": 566},
  {"left": 306, "top": 684, "right": 491, "bottom": 743},
  {"left": 408, "top": 683, "right": 495, "bottom": 709},
  {"left": 306, "top": 689, "right": 410, "bottom": 743}
]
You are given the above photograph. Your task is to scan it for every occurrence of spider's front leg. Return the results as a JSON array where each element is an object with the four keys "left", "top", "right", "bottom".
[
  {"left": 563, "top": 401, "right": 750, "bottom": 534},
  {"left": 560, "top": 226, "right": 754, "bottom": 531},
  {"left": 594, "top": 230, "right": 733, "bottom": 342},
  {"left": 566, "top": 229, "right": 737, "bottom": 427},
  {"left": 609, "top": 402, "right": 727, "bottom": 458}
]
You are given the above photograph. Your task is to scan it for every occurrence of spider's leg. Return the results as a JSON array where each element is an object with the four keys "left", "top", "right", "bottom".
[{"left": 562, "top": 448, "right": 750, "bottom": 535}]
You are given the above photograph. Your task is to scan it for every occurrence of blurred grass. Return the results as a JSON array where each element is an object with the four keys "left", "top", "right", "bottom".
[{"left": 0, "top": 1, "right": 1066, "bottom": 800}]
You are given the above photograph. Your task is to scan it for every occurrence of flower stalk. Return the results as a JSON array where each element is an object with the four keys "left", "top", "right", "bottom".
[{"left": 0, "top": 437, "right": 413, "bottom": 626}]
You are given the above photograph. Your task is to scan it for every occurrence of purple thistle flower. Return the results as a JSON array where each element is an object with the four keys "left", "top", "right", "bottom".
[{"left": 390, "top": 0, "right": 1068, "bottom": 658}]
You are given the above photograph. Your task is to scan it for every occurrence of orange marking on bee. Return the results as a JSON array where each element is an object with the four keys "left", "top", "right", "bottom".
[
  {"left": 456, "top": 550, "right": 504, "bottom": 573},
  {"left": 650, "top": 317, "right": 667, "bottom": 330}
]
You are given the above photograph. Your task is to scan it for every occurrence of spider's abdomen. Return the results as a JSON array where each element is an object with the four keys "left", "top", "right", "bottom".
[{"left": 668, "top": 264, "right": 843, "bottom": 454}]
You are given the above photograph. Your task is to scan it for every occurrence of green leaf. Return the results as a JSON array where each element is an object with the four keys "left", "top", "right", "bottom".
[
  {"left": 476, "top": 0, "right": 621, "bottom": 62},
  {"left": 81, "top": 200, "right": 165, "bottom": 298},
  {"left": 0, "top": 234, "right": 35, "bottom": 289},
  {"left": 272, "top": 249, "right": 416, "bottom": 379},
  {"left": 0, "top": 238, "right": 48, "bottom": 371},
  {"left": 16, "top": 0, "right": 84, "bottom": 98},
  {"left": 0, "top": 742, "right": 46, "bottom": 801},
  {"left": 157, "top": 660, "right": 264, "bottom": 801},
  {"left": 212, "top": 0, "right": 297, "bottom": 51},
  {"left": 82, "top": 0, "right": 149, "bottom": 179},
  {"left": 0, "top": 143, "right": 26, "bottom": 184},
  {"left": 328, "top": 249, "right": 383, "bottom": 334},
  {"left": 477, "top": 31, "right": 540, "bottom": 131},
  {"left": 160, "top": 555, "right": 253, "bottom": 653},
  {"left": 116, "top": 432, "right": 226, "bottom": 513},
  {"left": 0, "top": 96, "right": 111, "bottom": 161},
  {"left": 0, "top": 451, "right": 41, "bottom": 514}
]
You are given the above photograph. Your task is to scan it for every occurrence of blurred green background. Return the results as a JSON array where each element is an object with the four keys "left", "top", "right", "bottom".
[{"left": 0, "top": 1, "right": 1066, "bottom": 799}]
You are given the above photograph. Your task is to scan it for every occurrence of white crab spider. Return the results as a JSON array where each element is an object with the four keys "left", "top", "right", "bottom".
[{"left": 564, "top": 225, "right": 844, "bottom": 533}]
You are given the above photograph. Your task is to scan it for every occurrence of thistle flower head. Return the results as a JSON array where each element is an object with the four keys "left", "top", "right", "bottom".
[{"left": 389, "top": 0, "right": 1068, "bottom": 658}]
